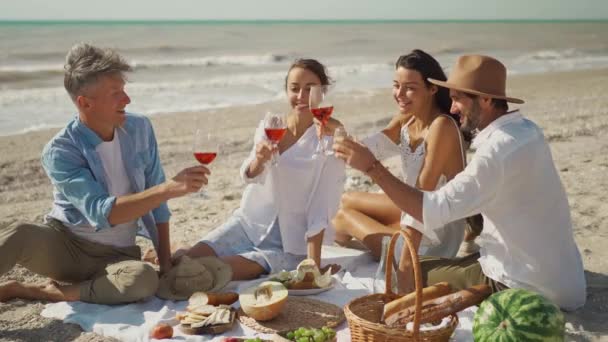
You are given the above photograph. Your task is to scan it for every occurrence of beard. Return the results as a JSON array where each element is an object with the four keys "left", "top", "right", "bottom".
[{"left": 460, "top": 99, "right": 482, "bottom": 135}]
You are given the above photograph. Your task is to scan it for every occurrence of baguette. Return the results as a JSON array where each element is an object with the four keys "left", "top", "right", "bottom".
[
  {"left": 382, "top": 282, "right": 452, "bottom": 321},
  {"left": 386, "top": 284, "right": 492, "bottom": 327},
  {"left": 188, "top": 291, "right": 239, "bottom": 307}
]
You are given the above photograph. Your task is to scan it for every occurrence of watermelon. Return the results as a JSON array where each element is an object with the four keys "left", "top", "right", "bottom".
[{"left": 473, "top": 288, "right": 565, "bottom": 342}]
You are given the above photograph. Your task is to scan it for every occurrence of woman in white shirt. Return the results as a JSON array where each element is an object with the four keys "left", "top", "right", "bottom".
[
  {"left": 333, "top": 50, "right": 475, "bottom": 262},
  {"left": 177, "top": 59, "right": 345, "bottom": 280}
]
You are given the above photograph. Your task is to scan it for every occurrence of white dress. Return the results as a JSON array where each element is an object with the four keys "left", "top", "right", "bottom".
[{"left": 364, "top": 115, "right": 466, "bottom": 258}]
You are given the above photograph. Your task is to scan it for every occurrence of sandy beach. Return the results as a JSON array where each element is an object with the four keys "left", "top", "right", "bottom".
[{"left": 1, "top": 68, "right": 607, "bottom": 341}]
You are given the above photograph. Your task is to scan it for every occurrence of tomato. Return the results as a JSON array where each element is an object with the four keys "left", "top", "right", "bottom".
[{"left": 150, "top": 323, "right": 173, "bottom": 339}]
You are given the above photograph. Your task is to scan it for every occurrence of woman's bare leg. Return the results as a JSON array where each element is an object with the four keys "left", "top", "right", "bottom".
[
  {"left": 333, "top": 192, "right": 401, "bottom": 247},
  {"left": 340, "top": 192, "right": 402, "bottom": 223},
  {"left": 334, "top": 208, "right": 400, "bottom": 260}
]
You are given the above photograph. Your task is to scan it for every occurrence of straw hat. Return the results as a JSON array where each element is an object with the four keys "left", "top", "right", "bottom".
[
  {"left": 156, "top": 256, "right": 232, "bottom": 300},
  {"left": 428, "top": 55, "right": 524, "bottom": 104}
]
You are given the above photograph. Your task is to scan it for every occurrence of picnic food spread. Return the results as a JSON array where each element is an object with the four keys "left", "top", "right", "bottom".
[
  {"left": 276, "top": 326, "right": 337, "bottom": 342},
  {"left": 270, "top": 259, "right": 332, "bottom": 290},
  {"left": 150, "top": 323, "right": 173, "bottom": 339},
  {"left": 151, "top": 237, "right": 567, "bottom": 342},
  {"left": 473, "top": 288, "right": 566, "bottom": 341},
  {"left": 382, "top": 282, "right": 452, "bottom": 320},
  {"left": 384, "top": 284, "right": 492, "bottom": 327},
  {"left": 176, "top": 291, "right": 239, "bottom": 335},
  {"left": 189, "top": 291, "right": 239, "bottom": 306},
  {"left": 239, "top": 281, "right": 289, "bottom": 321}
]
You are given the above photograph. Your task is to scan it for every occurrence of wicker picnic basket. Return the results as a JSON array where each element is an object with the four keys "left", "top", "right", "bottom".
[{"left": 344, "top": 230, "right": 458, "bottom": 342}]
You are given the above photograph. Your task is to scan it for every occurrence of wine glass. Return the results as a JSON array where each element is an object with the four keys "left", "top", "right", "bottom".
[
  {"left": 192, "top": 128, "right": 219, "bottom": 198},
  {"left": 325, "top": 125, "right": 348, "bottom": 157},
  {"left": 334, "top": 126, "right": 348, "bottom": 142},
  {"left": 263, "top": 112, "right": 287, "bottom": 166},
  {"left": 309, "top": 85, "right": 334, "bottom": 156}
]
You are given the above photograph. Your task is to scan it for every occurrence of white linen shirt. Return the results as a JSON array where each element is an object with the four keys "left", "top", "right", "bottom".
[
  {"left": 421, "top": 111, "right": 586, "bottom": 311},
  {"left": 235, "top": 120, "right": 345, "bottom": 255}
]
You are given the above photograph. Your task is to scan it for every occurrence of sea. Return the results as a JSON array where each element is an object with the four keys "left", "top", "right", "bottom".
[{"left": 1, "top": 20, "right": 607, "bottom": 136}]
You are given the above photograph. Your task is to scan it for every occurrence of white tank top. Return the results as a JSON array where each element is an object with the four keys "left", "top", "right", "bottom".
[
  {"left": 399, "top": 115, "right": 467, "bottom": 258},
  {"left": 362, "top": 115, "right": 467, "bottom": 258}
]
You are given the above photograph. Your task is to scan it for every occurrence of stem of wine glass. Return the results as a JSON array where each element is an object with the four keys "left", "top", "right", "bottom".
[
  {"left": 319, "top": 123, "right": 326, "bottom": 154},
  {"left": 271, "top": 142, "right": 278, "bottom": 166}
]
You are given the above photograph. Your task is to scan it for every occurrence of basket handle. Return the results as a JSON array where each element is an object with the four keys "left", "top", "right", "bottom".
[{"left": 385, "top": 230, "right": 422, "bottom": 340}]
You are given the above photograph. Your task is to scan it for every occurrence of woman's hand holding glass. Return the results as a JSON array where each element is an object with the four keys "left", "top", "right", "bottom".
[
  {"left": 334, "top": 126, "right": 348, "bottom": 143},
  {"left": 254, "top": 140, "right": 277, "bottom": 165},
  {"left": 333, "top": 130, "right": 378, "bottom": 173}
]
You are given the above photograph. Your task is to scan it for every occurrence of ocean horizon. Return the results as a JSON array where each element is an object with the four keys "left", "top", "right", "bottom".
[
  {"left": 1, "top": 20, "right": 608, "bottom": 136},
  {"left": 2, "top": 19, "right": 607, "bottom": 24}
]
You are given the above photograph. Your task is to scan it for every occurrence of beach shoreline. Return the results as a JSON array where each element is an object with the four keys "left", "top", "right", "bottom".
[{"left": 1, "top": 68, "right": 607, "bottom": 341}]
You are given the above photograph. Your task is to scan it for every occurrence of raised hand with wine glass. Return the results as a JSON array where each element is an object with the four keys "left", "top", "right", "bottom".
[{"left": 192, "top": 128, "right": 219, "bottom": 198}]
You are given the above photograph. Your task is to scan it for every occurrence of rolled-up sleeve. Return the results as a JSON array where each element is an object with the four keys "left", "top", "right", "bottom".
[
  {"left": 420, "top": 148, "right": 503, "bottom": 242},
  {"left": 240, "top": 120, "right": 269, "bottom": 184},
  {"left": 142, "top": 118, "right": 171, "bottom": 224},
  {"left": 42, "top": 145, "right": 116, "bottom": 230}
]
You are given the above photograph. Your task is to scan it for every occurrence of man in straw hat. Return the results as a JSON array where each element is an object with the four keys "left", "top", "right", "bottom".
[
  {"left": 0, "top": 43, "right": 215, "bottom": 304},
  {"left": 334, "top": 55, "right": 586, "bottom": 310}
]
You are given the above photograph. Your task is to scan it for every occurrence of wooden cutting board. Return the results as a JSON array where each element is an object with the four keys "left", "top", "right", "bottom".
[{"left": 179, "top": 309, "right": 237, "bottom": 335}]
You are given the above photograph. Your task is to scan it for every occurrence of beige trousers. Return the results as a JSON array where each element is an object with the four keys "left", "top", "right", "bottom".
[
  {"left": 420, "top": 252, "right": 508, "bottom": 293},
  {"left": 0, "top": 219, "right": 158, "bottom": 304}
]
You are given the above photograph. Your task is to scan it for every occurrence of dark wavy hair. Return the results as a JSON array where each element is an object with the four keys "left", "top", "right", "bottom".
[
  {"left": 398, "top": 50, "right": 481, "bottom": 231},
  {"left": 284, "top": 58, "right": 332, "bottom": 89},
  {"left": 395, "top": 49, "right": 472, "bottom": 141},
  {"left": 395, "top": 49, "right": 451, "bottom": 115}
]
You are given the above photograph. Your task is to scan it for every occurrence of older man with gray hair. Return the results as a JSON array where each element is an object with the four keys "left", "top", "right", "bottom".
[{"left": 0, "top": 43, "right": 210, "bottom": 304}]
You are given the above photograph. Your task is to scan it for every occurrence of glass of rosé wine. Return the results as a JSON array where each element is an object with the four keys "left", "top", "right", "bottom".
[
  {"left": 192, "top": 128, "right": 218, "bottom": 198},
  {"left": 263, "top": 112, "right": 287, "bottom": 166},
  {"left": 309, "top": 85, "right": 334, "bottom": 156}
]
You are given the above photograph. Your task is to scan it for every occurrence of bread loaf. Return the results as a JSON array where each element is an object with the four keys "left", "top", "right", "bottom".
[
  {"left": 382, "top": 282, "right": 452, "bottom": 321},
  {"left": 386, "top": 284, "right": 492, "bottom": 327},
  {"left": 188, "top": 291, "right": 239, "bottom": 307}
]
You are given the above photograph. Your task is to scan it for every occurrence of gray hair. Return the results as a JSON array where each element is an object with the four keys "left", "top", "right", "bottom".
[{"left": 64, "top": 43, "right": 132, "bottom": 100}]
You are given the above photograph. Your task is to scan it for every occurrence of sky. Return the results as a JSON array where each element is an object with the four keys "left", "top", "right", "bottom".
[{"left": 1, "top": 0, "right": 607, "bottom": 21}]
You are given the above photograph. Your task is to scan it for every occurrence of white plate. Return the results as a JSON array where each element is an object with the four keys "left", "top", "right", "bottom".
[{"left": 287, "top": 277, "right": 335, "bottom": 296}]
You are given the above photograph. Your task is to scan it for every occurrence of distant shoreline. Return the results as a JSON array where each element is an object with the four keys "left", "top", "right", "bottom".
[
  {"left": 1, "top": 67, "right": 608, "bottom": 138},
  {"left": 1, "top": 19, "right": 607, "bottom": 25},
  {"left": 1, "top": 67, "right": 606, "bottom": 139}
]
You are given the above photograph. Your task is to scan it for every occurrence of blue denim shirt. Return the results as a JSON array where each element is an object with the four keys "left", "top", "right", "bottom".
[{"left": 41, "top": 113, "right": 171, "bottom": 250}]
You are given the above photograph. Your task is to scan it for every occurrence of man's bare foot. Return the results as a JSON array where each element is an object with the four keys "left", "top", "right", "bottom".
[
  {"left": 42, "top": 280, "right": 80, "bottom": 301},
  {"left": 0, "top": 280, "right": 79, "bottom": 302}
]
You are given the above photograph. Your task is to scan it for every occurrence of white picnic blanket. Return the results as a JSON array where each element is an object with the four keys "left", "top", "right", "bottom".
[{"left": 41, "top": 246, "right": 476, "bottom": 341}]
